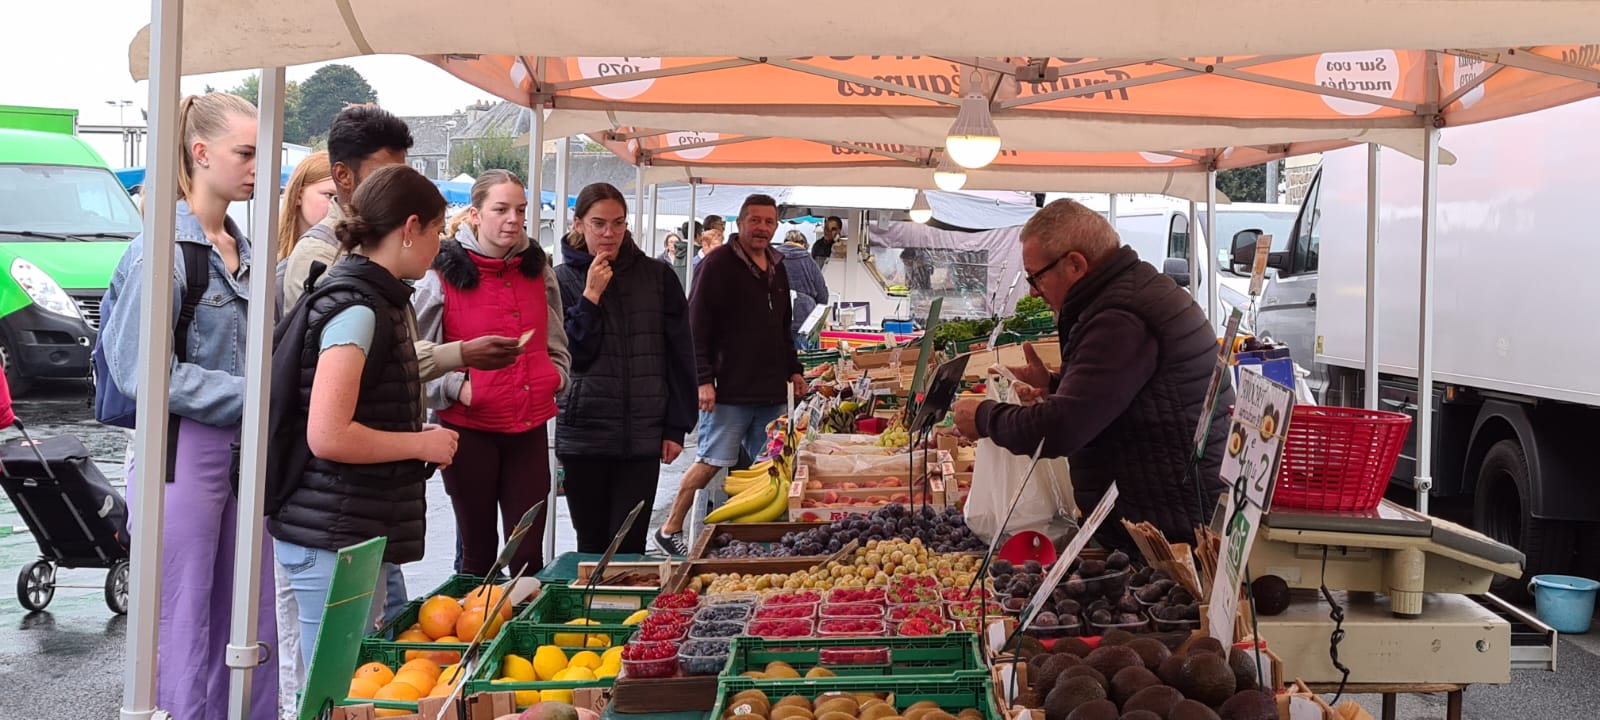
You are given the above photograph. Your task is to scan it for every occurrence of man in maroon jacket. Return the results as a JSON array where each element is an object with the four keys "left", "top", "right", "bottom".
[
  {"left": 952, "top": 199, "right": 1230, "bottom": 551},
  {"left": 654, "top": 194, "right": 805, "bottom": 555}
]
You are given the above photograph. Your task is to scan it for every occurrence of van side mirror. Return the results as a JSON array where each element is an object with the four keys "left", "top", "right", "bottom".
[
  {"left": 1161, "top": 258, "right": 1191, "bottom": 288},
  {"left": 1230, "top": 229, "right": 1262, "bottom": 275}
]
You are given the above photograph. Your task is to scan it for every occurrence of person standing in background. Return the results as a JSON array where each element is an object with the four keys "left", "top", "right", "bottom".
[
  {"left": 777, "top": 230, "right": 829, "bottom": 350},
  {"left": 415, "top": 170, "right": 569, "bottom": 577},
  {"left": 812, "top": 215, "right": 844, "bottom": 266},
  {"left": 555, "top": 183, "right": 696, "bottom": 553}
]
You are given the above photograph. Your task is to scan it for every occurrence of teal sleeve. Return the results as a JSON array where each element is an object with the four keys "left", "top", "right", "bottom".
[{"left": 318, "top": 305, "right": 376, "bottom": 355}]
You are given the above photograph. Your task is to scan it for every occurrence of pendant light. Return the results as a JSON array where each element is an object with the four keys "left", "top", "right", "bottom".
[
  {"left": 933, "top": 153, "right": 968, "bottom": 192},
  {"left": 945, "top": 70, "right": 1002, "bottom": 169}
]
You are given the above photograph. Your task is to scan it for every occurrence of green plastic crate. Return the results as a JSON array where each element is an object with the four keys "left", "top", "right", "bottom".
[
  {"left": 516, "top": 584, "right": 658, "bottom": 625},
  {"left": 465, "top": 622, "right": 635, "bottom": 699},
  {"left": 334, "top": 640, "right": 458, "bottom": 715},
  {"left": 1005, "top": 312, "right": 1055, "bottom": 334},
  {"left": 800, "top": 350, "right": 841, "bottom": 370},
  {"left": 372, "top": 574, "right": 531, "bottom": 642},
  {"left": 721, "top": 633, "right": 988, "bottom": 680},
  {"left": 714, "top": 674, "right": 1002, "bottom": 720}
]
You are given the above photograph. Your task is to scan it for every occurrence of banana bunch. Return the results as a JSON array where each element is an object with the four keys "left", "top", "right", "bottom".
[{"left": 706, "top": 467, "right": 789, "bottom": 524}]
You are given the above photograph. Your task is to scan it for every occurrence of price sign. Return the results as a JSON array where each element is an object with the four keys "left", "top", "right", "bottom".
[
  {"left": 1205, "top": 370, "right": 1295, "bottom": 645},
  {"left": 1248, "top": 234, "right": 1273, "bottom": 297},
  {"left": 1017, "top": 483, "right": 1120, "bottom": 632}
]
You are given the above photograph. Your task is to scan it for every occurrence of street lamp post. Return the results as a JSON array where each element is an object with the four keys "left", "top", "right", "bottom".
[{"left": 443, "top": 119, "right": 458, "bottom": 180}]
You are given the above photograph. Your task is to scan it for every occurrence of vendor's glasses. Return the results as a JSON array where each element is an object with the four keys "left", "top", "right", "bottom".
[{"left": 1025, "top": 252, "right": 1070, "bottom": 290}]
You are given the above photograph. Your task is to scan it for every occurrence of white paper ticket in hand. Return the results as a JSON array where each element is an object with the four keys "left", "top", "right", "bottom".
[{"left": 518, "top": 329, "right": 535, "bottom": 347}]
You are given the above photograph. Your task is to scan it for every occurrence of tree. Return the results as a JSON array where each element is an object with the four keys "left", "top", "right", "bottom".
[
  {"left": 450, "top": 128, "right": 527, "bottom": 178},
  {"left": 297, "top": 64, "right": 378, "bottom": 141},
  {"left": 1216, "top": 160, "right": 1286, "bottom": 204}
]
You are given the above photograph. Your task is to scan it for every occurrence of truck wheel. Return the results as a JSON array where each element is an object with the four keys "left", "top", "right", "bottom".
[
  {"left": 0, "top": 335, "right": 33, "bottom": 397},
  {"left": 1473, "top": 439, "right": 1574, "bottom": 601}
]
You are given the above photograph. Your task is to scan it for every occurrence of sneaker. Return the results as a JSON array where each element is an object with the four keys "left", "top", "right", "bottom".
[{"left": 654, "top": 528, "right": 689, "bottom": 556}]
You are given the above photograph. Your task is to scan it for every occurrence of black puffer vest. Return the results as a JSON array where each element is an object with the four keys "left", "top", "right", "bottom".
[
  {"left": 1059, "top": 246, "right": 1232, "bottom": 550},
  {"left": 266, "top": 255, "right": 431, "bottom": 564},
  {"left": 554, "top": 239, "right": 670, "bottom": 458}
]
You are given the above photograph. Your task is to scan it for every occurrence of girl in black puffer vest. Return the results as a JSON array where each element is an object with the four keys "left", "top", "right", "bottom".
[
  {"left": 554, "top": 183, "right": 697, "bottom": 553},
  {"left": 267, "top": 165, "right": 459, "bottom": 671}
]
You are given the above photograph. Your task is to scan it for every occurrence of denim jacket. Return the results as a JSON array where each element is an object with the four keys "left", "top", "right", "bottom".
[{"left": 101, "top": 200, "right": 250, "bottom": 427}]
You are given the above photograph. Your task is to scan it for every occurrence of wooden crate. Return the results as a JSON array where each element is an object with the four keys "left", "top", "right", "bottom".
[
  {"left": 787, "top": 462, "right": 946, "bottom": 522},
  {"left": 665, "top": 557, "right": 829, "bottom": 593},
  {"left": 686, "top": 521, "right": 826, "bottom": 561},
  {"left": 573, "top": 560, "right": 670, "bottom": 590}
]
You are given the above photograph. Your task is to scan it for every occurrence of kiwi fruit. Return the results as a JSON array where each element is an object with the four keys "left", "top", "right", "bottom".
[
  {"left": 1028, "top": 653, "right": 1052, "bottom": 675},
  {"left": 814, "top": 712, "right": 856, "bottom": 720},
  {"left": 805, "top": 666, "right": 835, "bottom": 679},
  {"left": 1176, "top": 653, "right": 1237, "bottom": 708},
  {"left": 1157, "top": 654, "right": 1187, "bottom": 687},
  {"left": 1122, "top": 685, "right": 1185, "bottom": 718},
  {"left": 1217, "top": 690, "right": 1278, "bottom": 720},
  {"left": 1045, "top": 676, "right": 1107, "bottom": 719},
  {"left": 1084, "top": 645, "right": 1143, "bottom": 681},
  {"left": 1186, "top": 637, "right": 1226, "bottom": 657},
  {"left": 1111, "top": 666, "right": 1162, "bottom": 706},
  {"left": 1063, "top": 698, "right": 1120, "bottom": 720},
  {"left": 1169, "top": 700, "right": 1222, "bottom": 720},
  {"left": 1015, "top": 689, "right": 1043, "bottom": 709},
  {"left": 814, "top": 697, "right": 858, "bottom": 717},
  {"left": 1126, "top": 637, "right": 1173, "bottom": 672},
  {"left": 1063, "top": 664, "right": 1109, "bottom": 691},
  {"left": 770, "top": 707, "right": 813, "bottom": 720},
  {"left": 920, "top": 712, "right": 957, "bottom": 720},
  {"left": 1227, "top": 648, "right": 1260, "bottom": 691},
  {"left": 732, "top": 690, "right": 770, "bottom": 705},
  {"left": 774, "top": 696, "right": 812, "bottom": 710},
  {"left": 742, "top": 670, "right": 770, "bottom": 679},
  {"left": 859, "top": 704, "right": 898, "bottom": 720},
  {"left": 957, "top": 711, "right": 984, "bottom": 720},
  {"left": 1123, "top": 712, "right": 1163, "bottom": 720},
  {"left": 765, "top": 661, "right": 801, "bottom": 679},
  {"left": 1055, "top": 637, "right": 1095, "bottom": 658}
]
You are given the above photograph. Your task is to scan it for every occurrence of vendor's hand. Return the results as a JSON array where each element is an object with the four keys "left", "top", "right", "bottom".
[
  {"left": 1014, "top": 381, "right": 1044, "bottom": 405},
  {"left": 661, "top": 440, "right": 684, "bottom": 464},
  {"left": 416, "top": 423, "right": 459, "bottom": 468},
  {"left": 584, "top": 250, "right": 615, "bottom": 305},
  {"left": 461, "top": 335, "right": 522, "bottom": 370},
  {"left": 1006, "top": 341, "right": 1051, "bottom": 391},
  {"left": 953, "top": 398, "right": 983, "bottom": 440},
  {"left": 698, "top": 383, "right": 717, "bottom": 412},
  {"left": 790, "top": 373, "right": 806, "bottom": 399}
]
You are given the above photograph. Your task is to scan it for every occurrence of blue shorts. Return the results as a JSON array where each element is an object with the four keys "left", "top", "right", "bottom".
[{"left": 696, "top": 402, "right": 786, "bottom": 468}]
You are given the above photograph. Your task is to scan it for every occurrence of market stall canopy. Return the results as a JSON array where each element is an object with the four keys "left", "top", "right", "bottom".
[
  {"left": 127, "top": 1, "right": 1600, "bottom": 79},
  {"left": 651, "top": 184, "right": 1040, "bottom": 230},
  {"left": 588, "top": 131, "right": 1245, "bottom": 201},
  {"left": 425, "top": 50, "right": 1600, "bottom": 160}
]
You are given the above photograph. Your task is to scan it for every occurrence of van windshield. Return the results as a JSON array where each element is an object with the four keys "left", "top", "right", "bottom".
[{"left": 0, "top": 165, "right": 141, "bottom": 237}]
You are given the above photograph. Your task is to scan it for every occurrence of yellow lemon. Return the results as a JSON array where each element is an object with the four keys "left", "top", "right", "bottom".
[
  {"left": 501, "top": 654, "right": 536, "bottom": 683},
  {"left": 541, "top": 688, "right": 575, "bottom": 704},
  {"left": 622, "top": 609, "right": 649, "bottom": 625},
  {"left": 595, "top": 664, "right": 618, "bottom": 679},
  {"left": 532, "top": 645, "right": 569, "bottom": 681},
  {"left": 585, "top": 635, "right": 611, "bottom": 648},
  {"left": 602, "top": 646, "right": 624, "bottom": 663},
  {"left": 438, "top": 664, "right": 464, "bottom": 686},
  {"left": 568, "top": 650, "right": 602, "bottom": 670},
  {"left": 564, "top": 666, "right": 597, "bottom": 681},
  {"left": 553, "top": 618, "right": 602, "bottom": 647}
]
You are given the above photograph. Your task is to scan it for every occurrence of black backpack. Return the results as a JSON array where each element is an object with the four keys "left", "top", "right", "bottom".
[{"left": 261, "top": 262, "right": 331, "bottom": 516}]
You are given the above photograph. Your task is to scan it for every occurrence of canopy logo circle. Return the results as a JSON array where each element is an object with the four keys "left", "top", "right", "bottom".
[
  {"left": 1449, "top": 54, "right": 1490, "bottom": 109},
  {"left": 666, "top": 132, "right": 720, "bottom": 160},
  {"left": 1314, "top": 50, "right": 1401, "bottom": 116},
  {"left": 578, "top": 57, "right": 663, "bottom": 99}
]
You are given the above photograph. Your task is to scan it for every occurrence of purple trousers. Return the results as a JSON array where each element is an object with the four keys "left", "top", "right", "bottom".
[{"left": 129, "top": 419, "right": 278, "bottom": 720}]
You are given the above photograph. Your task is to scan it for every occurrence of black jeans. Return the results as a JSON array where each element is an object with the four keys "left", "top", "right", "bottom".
[
  {"left": 561, "top": 457, "right": 660, "bottom": 554},
  {"left": 440, "top": 422, "right": 550, "bottom": 577}
]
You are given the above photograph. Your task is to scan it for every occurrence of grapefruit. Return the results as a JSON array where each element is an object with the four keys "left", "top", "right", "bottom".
[
  {"left": 353, "top": 661, "right": 395, "bottom": 686},
  {"left": 419, "top": 595, "right": 465, "bottom": 640},
  {"left": 456, "top": 605, "right": 506, "bottom": 641},
  {"left": 464, "top": 585, "right": 513, "bottom": 620},
  {"left": 347, "top": 677, "right": 382, "bottom": 700}
]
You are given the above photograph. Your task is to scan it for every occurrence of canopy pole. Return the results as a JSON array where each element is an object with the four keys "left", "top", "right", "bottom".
[
  {"left": 634, "top": 166, "right": 646, "bottom": 239},
  {"left": 1107, "top": 193, "right": 1118, "bottom": 231},
  {"left": 554, "top": 138, "right": 570, "bottom": 241},
  {"left": 1205, "top": 169, "right": 1219, "bottom": 330},
  {"left": 525, "top": 103, "right": 558, "bottom": 564},
  {"left": 226, "top": 65, "right": 284, "bottom": 720},
  {"left": 123, "top": 1, "right": 182, "bottom": 718},
  {"left": 1415, "top": 125, "right": 1440, "bottom": 514},
  {"left": 1364, "top": 144, "right": 1381, "bottom": 411},
  {"left": 1186, "top": 200, "right": 1199, "bottom": 302},
  {"left": 686, "top": 180, "right": 698, "bottom": 295},
  {"left": 648, "top": 184, "right": 660, "bottom": 256}
]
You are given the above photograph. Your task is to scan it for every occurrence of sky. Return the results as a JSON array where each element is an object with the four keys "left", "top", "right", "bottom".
[{"left": 3, "top": 2, "right": 496, "bottom": 145}]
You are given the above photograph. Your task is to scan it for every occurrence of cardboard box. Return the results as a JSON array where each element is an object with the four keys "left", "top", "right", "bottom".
[
  {"left": 333, "top": 697, "right": 459, "bottom": 720},
  {"left": 464, "top": 689, "right": 608, "bottom": 720},
  {"left": 574, "top": 560, "right": 670, "bottom": 590}
]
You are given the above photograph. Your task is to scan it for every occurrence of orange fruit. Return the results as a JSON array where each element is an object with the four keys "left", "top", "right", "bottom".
[
  {"left": 398, "top": 657, "right": 443, "bottom": 681},
  {"left": 347, "top": 677, "right": 382, "bottom": 699},
  {"left": 391, "top": 670, "right": 436, "bottom": 696},
  {"left": 426, "top": 682, "right": 455, "bottom": 698},
  {"left": 395, "top": 628, "right": 432, "bottom": 643},
  {"left": 405, "top": 646, "right": 462, "bottom": 665},
  {"left": 374, "top": 681, "right": 423, "bottom": 701},
  {"left": 455, "top": 605, "right": 505, "bottom": 642},
  {"left": 353, "top": 661, "right": 395, "bottom": 687},
  {"left": 418, "top": 595, "right": 465, "bottom": 640},
  {"left": 463, "top": 585, "right": 513, "bottom": 621}
]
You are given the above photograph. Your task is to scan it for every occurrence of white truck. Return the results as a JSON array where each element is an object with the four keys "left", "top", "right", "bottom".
[{"left": 1242, "top": 97, "right": 1600, "bottom": 594}]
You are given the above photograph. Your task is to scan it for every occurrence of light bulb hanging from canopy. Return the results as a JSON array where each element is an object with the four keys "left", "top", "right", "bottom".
[
  {"left": 933, "top": 153, "right": 967, "bottom": 192},
  {"left": 910, "top": 189, "right": 933, "bottom": 224},
  {"left": 945, "top": 71, "right": 1002, "bottom": 169}
]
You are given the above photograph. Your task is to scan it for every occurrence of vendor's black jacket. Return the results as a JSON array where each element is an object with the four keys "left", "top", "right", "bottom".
[
  {"left": 554, "top": 235, "right": 697, "bottom": 459},
  {"left": 976, "top": 245, "right": 1231, "bottom": 551},
  {"left": 267, "top": 255, "right": 431, "bottom": 564}
]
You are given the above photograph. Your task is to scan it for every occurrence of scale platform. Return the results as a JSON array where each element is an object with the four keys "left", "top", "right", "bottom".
[{"left": 1248, "top": 500, "right": 1525, "bottom": 617}]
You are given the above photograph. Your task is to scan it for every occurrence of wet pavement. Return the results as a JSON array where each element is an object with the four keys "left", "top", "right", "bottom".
[{"left": 2, "top": 381, "right": 1599, "bottom": 719}]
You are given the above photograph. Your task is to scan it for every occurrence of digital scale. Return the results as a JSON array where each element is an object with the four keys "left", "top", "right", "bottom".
[{"left": 1247, "top": 500, "right": 1524, "bottom": 618}]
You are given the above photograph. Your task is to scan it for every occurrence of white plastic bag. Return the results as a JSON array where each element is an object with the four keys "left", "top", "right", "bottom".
[{"left": 963, "top": 374, "right": 1077, "bottom": 543}]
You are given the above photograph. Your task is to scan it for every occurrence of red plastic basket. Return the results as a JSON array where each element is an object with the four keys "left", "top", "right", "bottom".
[{"left": 1271, "top": 406, "right": 1412, "bottom": 512}]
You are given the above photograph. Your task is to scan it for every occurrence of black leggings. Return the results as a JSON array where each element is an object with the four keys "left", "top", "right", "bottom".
[
  {"left": 440, "top": 422, "right": 550, "bottom": 577},
  {"left": 560, "top": 457, "right": 660, "bottom": 554}
]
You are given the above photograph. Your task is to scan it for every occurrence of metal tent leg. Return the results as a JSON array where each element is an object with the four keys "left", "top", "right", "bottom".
[
  {"left": 1365, "top": 144, "right": 1381, "bottom": 411},
  {"left": 554, "top": 138, "right": 570, "bottom": 241},
  {"left": 1415, "top": 127, "right": 1440, "bottom": 514},
  {"left": 525, "top": 104, "right": 558, "bottom": 564},
  {"left": 123, "top": 2, "right": 182, "bottom": 718},
  {"left": 1205, "top": 170, "right": 1219, "bottom": 330}
]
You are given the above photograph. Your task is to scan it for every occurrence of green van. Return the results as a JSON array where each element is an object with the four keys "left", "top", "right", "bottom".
[{"left": 0, "top": 107, "right": 139, "bottom": 393}]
